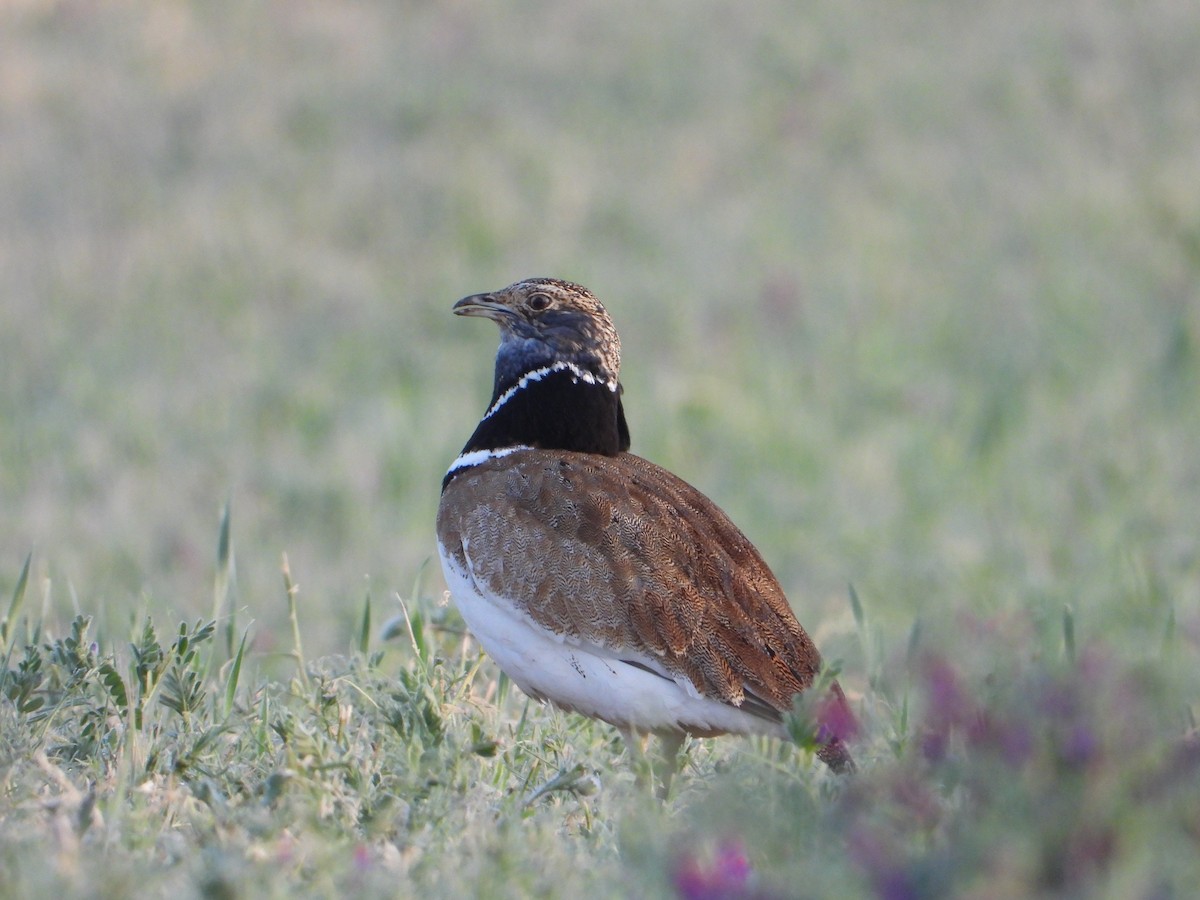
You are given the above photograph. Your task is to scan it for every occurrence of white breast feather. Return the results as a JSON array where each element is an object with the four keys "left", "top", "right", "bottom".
[{"left": 437, "top": 539, "right": 785, "bottom": 738}]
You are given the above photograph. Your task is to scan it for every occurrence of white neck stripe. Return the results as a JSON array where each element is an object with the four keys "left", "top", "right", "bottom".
[
  {"left": 445, "top": 445, "right": 533, "bottom": 478},
  {"left": 484, "top": 361, "right": 617, "bottom": 421}
]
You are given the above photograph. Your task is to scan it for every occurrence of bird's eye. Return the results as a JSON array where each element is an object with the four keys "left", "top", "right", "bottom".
[{"left": 527, "top": 292, "right": 552, "bottom": 311}]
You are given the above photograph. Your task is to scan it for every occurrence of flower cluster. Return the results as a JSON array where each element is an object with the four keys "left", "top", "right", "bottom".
[{"left": 840, "top": 639, "right": 1198, "bottom": 897}]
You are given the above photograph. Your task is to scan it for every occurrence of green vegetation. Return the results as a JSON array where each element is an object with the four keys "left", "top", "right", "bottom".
[{"left": 2, "top": 1, "right": 1197, "bottom": 896}]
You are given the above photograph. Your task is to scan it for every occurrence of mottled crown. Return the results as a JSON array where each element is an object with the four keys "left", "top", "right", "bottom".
[{"left": 453, "top": 278, "right": 621, "bottom": 393}]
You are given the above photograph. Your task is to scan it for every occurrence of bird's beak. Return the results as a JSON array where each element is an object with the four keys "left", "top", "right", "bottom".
[{"left": 452, "top": 293, "right": 513, "bottom": 322}]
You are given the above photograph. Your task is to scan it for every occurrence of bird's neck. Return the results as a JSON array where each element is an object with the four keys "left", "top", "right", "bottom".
[{"left": 443, "top": 361, "right": 630, "bottom": 490}]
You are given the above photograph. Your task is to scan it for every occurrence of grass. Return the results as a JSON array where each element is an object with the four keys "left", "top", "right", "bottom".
[
  {"left": 2, "top": 0, "right": 1199, "bottom": 896},
  {"left": 1, "top": 543, "right": 1196, "bottom": 897}
]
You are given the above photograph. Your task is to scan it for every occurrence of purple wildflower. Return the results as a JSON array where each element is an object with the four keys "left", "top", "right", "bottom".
[
  {"left": 967, "top": 712, "right": 1034, "bottom": 768},
  {"left": 673, "top": 838, "right": 754, "bottom": 900},
  {"left": 1059, "top": 723, "right": 1099, "bottom": 768},
  {"left": 922, "top": 657, "right": 971, "bottom": 730},
  {"left": 848, "top": 826, "right": 924, "bottom": 900},
  {"left": 919, "top": 728, "right": 949, "bottom": 764},
  {"left": 815, "top": 686, "right": 860, "bottom": 746},
  {"left": 353, "top": 843, "right": 372, "bottom": 871}
]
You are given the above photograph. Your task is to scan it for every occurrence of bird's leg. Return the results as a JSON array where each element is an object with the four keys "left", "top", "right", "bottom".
[
  {"left": 654, "top": 731, "right": 686, "bottom": 801},
  {"left": 618, "top": 727, "right": 655, "bottom": 795}
]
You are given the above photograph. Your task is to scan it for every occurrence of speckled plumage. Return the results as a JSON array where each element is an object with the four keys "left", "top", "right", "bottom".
[{"left": 436, "top": 278, "right": 855, "bottom": 780}]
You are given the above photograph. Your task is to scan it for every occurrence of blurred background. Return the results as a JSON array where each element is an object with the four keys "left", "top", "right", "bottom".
[{"left": 2, "top": 0, "right": 1197, "bottom": 661}]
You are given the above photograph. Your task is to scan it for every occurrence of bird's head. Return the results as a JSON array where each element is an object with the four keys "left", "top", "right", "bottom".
[{"left": 453, "top": 278, "right": 621, "bottom": 390}]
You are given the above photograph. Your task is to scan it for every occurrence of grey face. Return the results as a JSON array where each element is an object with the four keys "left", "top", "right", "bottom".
[{"left": 453, "top": 278, "right": 621, "bottom": 391}]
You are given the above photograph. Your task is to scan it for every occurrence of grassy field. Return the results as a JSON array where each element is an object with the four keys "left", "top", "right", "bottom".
[{"left": 2, "top": 1, "right": 1199, "bottom": 896}]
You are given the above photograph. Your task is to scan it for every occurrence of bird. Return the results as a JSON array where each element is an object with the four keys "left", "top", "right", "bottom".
[{"left": 435, "top": 277, "right": 855, "bottom": 794}]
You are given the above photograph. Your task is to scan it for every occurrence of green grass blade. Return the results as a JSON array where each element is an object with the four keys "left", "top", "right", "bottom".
[
  {"left": 1063, "top": 604, "right": 1076, "bottom": 663},
  {"left": 282, "top": 554, "right": 308, "bottom": 689},
  {"left": 906, "top": 617, "right": 923, "bottom": 668},
  {"left": 212, "top": 501, "right": 235, "bottom": 659},
  {"left": 391, "top": 593, "right": 426, "bottom": 666},
  {"left": 358, "top": 590, "right": 371, "bottom": 657},
  {"left": 1, "top": 554, "right": 33, "bottom": 657},
  {"left": 848, "top": 582, "right": 865, "bottom": 633},
  {"left": 1, "top": 551, "right": 33, "bottom": 654},
  {"left": 223, "top": 629, "right": 248, "bottom": 718}
]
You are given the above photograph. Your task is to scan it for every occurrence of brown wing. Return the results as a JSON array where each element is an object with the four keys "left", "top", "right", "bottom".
[{"left": 437, "top": 448, "right": 825, "bottom": 715}]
